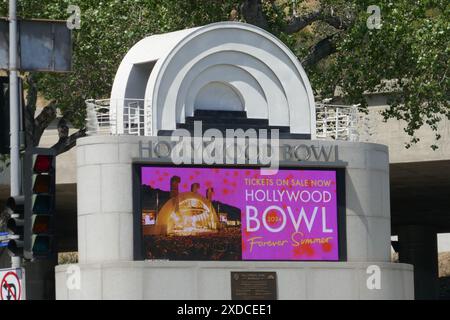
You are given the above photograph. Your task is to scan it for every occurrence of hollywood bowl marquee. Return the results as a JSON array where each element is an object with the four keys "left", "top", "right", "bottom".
[
  {"left": 55, "top": 22, "right": 413, "bottom": 300},
  {"left": 138, "top": 139, "right": 339, "bottom": 163}
]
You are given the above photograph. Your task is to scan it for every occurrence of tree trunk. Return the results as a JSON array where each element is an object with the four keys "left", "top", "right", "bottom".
[
  {"left": 25, "top": 75, "right": 85, "bottom": 156},
  {"left": 240, "top": 0, "right": 268, "bottom": 30}
]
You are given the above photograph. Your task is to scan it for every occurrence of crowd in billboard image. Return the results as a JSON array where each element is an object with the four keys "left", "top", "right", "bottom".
[{"left": 140, "top": 166, "right": 340, "bottom": 261}]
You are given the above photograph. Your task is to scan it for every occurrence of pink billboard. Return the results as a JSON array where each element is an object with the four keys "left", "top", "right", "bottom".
[{"left": 139, "top": 166, "right": 340, "bottom": 261}]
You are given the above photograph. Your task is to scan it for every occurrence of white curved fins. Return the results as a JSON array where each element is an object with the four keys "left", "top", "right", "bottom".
[{"left": 110, "top": 22, "right": 316, "bottom": 138}]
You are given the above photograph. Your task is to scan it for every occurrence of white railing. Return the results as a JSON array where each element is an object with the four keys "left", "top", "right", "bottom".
[
  {"left": 315, "top": 103, "right": 362, "bottom": 141},
  {"left": 85, "top": 100, "right": 371, "bottom": 141},
  {"left": 85, "top": 99, "right": 152, "bottom": 136}
]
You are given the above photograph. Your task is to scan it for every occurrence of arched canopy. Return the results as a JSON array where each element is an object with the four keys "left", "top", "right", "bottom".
[{"left": 110, "top": 22, "right": 316, "bottom": 137}]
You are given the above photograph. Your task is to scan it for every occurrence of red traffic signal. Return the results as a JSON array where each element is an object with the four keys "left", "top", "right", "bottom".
[{"left": 33, "top": 154, "right": 53, "bottom": 173}]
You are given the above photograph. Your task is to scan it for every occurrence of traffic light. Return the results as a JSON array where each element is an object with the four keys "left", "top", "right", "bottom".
[
  {"left": 5, "top": 196, "right": 25, "bottom": 257},
  {"left": 24, "top": 148, "right": 56, "bottom": 260}
]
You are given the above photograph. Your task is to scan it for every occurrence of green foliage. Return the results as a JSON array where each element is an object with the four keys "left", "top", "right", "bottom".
[
  {"left": 0, "top": 0, "right": 448, "bottom": 147},
  {"left": 58, "top": 251, "right": 78, "bottom": 264},
  {"left": 298, "top": 0, "right": 449, "bottom": 147},
  {"left": 0, "top": 0, "right": 239, "bottom": 127}
]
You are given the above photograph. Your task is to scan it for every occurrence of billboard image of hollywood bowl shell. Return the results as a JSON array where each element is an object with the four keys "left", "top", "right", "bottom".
[{"left": 139, "top": 166, "right": 341, "bottom": 261}]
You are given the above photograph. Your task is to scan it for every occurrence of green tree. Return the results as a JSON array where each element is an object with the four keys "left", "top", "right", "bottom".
[{"left": 0, "top": 0, "right": 448, "bottom": 153}]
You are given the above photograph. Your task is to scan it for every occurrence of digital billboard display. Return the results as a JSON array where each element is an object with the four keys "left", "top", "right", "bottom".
[{"left": 136, "top": 165, "right": 344, "bottom": 261}]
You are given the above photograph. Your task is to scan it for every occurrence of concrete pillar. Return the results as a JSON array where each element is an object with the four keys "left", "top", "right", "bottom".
[
  {"left": 76, "top": 137, "right": 135, "bottom": 264},
  {"left": 398, "top": 225, "right": 438, "bottom": 299}
]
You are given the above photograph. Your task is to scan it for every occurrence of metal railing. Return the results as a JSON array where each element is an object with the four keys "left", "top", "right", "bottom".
[
  {"left": 85, "top": 100, "right": 371, "bottom": 141},
  {"left": 85, "top": 99, "right": 152, "bottom": 136},
  {"left": 315, "top": 103, "right": 365, "bottom": 141}
]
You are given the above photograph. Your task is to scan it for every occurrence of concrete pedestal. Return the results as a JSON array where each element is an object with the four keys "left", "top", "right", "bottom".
[
  {"left": 56, "top": 261, "right": 413, "bottom": 300},
  {"left": 54, "top": 136, "right": 414, "bottom": 300}
]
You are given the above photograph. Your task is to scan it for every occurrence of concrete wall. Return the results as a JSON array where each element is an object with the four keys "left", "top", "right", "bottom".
[
  {"left": 54, "top": 135, "right": 414, "bottom": 299},
  {"left": 363, "top": 97, "right": 450, "bottom": 163},
  {"left": 56, "top": 261, "right": 413, "bottom": 300}
]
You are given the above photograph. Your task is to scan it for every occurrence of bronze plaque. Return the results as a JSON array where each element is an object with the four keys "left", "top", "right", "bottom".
[{"left": 231, "top": 272, "right": 277, "bottom": 300}]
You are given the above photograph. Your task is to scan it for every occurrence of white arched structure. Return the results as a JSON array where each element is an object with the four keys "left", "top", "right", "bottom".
[{"left": 110, "top": 22, "right": 316, "bottom": 138}]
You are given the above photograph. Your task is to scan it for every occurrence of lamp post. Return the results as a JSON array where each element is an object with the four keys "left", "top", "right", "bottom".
[
  {"left": 9, "top": 0, "right": 21, "bottom": 198},
  {"left": 8, "top": 0, "right": 22, "bottom": 270}
]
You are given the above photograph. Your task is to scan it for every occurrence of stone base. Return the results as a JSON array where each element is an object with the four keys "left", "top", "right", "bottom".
[{"left": 55, "top": 261, "right": 414, "bottom": 300}]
